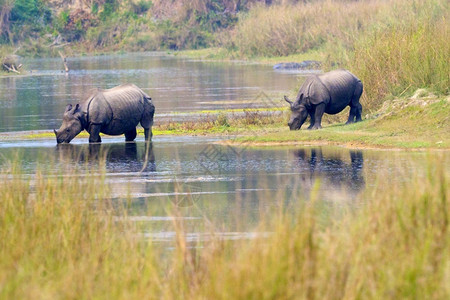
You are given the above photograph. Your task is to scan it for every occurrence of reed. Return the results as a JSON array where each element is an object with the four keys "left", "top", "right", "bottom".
[
  {"left": 0, "top": 155, "right": 448, "bottom": 299},
  {"left": 350, "top": 18, "right": 449, "bottom": 109},
  {"left": 189, "top": 158, "right": 449, "bottom": 299},
  {"left": 230, "top": 0, "right": 385, "bottom": 58},
  {"left": 0, "top": 162, "right": 161, "bottom": 299}
]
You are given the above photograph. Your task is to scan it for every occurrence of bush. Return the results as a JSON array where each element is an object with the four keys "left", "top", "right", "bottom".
[
  {"left": 99, "top": 0, "right": 119, "bottom": 21},
  {"left": 130, "top": 0, "right": 153, "bottom": 15},
  {"left": 10, "top": 0, "right": 50, "bottom": 24},
  {"left": 9, "top": 0, "right": 51, "bottom": 38},
  {"left": 215, "top": 112, "right": 230, "bottom": 127}
]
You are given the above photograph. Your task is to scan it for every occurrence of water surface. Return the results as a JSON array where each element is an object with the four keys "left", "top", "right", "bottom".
[
  {"left": 0, "top": 53, "right": 303, "bottom": 132},
  {"left": 1, "top": 135, "right": 446, "bottom": 243}
]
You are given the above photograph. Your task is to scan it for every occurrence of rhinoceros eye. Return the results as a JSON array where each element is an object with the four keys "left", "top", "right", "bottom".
[{"left": 66, "top": 128, "right": 70, "bottom": 132}]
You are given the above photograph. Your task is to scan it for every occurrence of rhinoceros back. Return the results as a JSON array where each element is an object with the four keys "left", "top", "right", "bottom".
[
  {"left": 87, "top": 84, "right": 150, "bottom": 135},
  {"left": 318, "top": 70, "right": 360, "bottom": 114}
]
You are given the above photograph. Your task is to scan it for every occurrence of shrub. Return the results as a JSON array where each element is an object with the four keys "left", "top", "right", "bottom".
[
  {"left": 10, "top": 0, "right": 50, "bottom": 24},
  {"left": 130, "top": 0, "right": 153, "bottom": 15},
  {"left": 9, "top": 0, "right": 51, "bottom": 38},
  {"left": 216, "top": 112, "right": 230, "bottom": 127}
]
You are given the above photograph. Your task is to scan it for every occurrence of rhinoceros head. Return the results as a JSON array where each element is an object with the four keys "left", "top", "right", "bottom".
[
  {"left": 284, "top": 95, "right": 308, "bottom": 131},
  {"left": 54, "top": 104, "right": 83, "bottom": 144}
]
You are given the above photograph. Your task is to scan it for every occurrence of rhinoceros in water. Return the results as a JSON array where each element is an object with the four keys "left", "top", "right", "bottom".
[
  {"left": 54, "top": 84, "right": 155, "bottom": 143},
  {"left": 284, "top": 69, "right": 363, "bottom": 130}
]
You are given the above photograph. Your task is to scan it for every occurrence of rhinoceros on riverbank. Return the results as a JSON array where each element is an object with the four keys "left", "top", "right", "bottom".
[
  {"left": 54, "top": 84, "right": 155, "bottom": 143},
  {"left": 284, "top": 69, "right": 363, "bottom": 130}
]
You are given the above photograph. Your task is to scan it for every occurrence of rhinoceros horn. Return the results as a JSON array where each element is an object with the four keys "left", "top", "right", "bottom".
[{"left": 53, "top": 129, "right": 58, "bottom": 136}]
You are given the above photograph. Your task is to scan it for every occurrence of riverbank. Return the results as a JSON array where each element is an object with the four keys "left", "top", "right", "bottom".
[{"left": 1, "top": 93, "right": 448, "bottom": 150}]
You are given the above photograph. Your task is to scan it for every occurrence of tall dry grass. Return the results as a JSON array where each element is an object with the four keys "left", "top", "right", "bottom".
[
  {"left": 0, "top": 163, "right": 161, "bottom": 299},
  {"left": 230, "top": 0, "right": 391, "bottom": 57},
  {"left": 0, "top": 156, "right": 448, "bottom": 299},
  {"left": 350, "top": 15, "right": 449, "bottom": 108},
  {"left": 183, "top": 158, "right": 449, "bottom": 299}
]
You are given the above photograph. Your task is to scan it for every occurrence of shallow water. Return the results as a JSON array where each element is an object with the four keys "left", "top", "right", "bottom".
[{"left": 1, "top": 135, "right": 447, "bottom": 243}]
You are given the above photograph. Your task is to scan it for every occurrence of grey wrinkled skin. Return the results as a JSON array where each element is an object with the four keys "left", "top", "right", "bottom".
[
  {"left": 284, "top": 69, "right": 363, "bottom": 131},
  {"left": 54, "top": 84, "right": 155, "bottom": 143}
]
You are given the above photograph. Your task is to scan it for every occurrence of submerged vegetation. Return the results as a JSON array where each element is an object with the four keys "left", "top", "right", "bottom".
[{"left": 0, "top": 153, "right": 448, "bottom": 298}]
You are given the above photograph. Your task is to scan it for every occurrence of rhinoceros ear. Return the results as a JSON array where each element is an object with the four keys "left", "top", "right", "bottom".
[
  {"left": 284, "top": 96, "right": 293, "bottom": 106},
  {"left": 65, "top": 104, "right": 73, "bottom": 112},
  {"left": 72, "top": 104, "right": 80, "bottom": 114}
]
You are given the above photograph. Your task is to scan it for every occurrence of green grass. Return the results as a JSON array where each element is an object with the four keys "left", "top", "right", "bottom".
[{"left": 0, "top": 152, "right": 448, "bottom": 299}]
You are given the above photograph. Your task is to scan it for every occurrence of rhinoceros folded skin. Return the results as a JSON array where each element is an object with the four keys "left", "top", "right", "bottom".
[
  {"left": 55, "top": 83, "right": 155, "bottom": 143},
  {"left": 284, "top": 69, "right": 363, "bottom": 130}
]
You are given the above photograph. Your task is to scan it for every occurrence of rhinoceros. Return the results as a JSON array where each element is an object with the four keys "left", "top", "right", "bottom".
[
  {"left": 284, "top": 69, "right": 363, "bottom": 130},
  {"left": 54, "top": 84, "right": 155, "bottom": 143}
]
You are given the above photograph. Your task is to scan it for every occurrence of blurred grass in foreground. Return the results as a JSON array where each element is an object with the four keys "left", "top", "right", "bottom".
[{"left": 0, "top": 155, "right": 448, "bottom": 299}]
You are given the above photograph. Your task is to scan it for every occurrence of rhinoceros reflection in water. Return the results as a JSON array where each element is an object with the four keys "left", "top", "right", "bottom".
[
  {"left": 292, "top": 148, "right": 365, "bottom": 195},
  {"left": 55, "top": 142, "right": 155, "bottom": 172}
]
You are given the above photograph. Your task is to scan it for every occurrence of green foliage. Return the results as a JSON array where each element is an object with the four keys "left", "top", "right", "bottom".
[
  {"left": 6, "top": 0, "right": 51, "bottom": 42},
  {"left": 10, "top": 0, "right": 50, "bottom": 25},
  {"left": 215, "top": 112, "right": 230, "bottom": 127},
  {"left": 347, "top": 0, "right": 450, "bottom": 106},
  {"left": 130, "top": 0, "right": 153, "bottom": 15},
  {"left": 53, "top": 10, "right": 70, "bottom": 34},
  {"left": 92, "top": 2, "right": 99, "bottom": 15},
  {"left": 99, "top": 0, "right": 119, "bottom": 21}
]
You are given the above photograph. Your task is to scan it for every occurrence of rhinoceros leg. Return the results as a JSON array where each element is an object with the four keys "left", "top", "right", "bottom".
[
  {"left": 355, "top": 102, "right": 362, "bottom": 122},
  {"left": 144, "top": 127, "right": 153, "bottom": 141},
  {"left": 346, "top": 106, "right": 357, "bottom": 124},
  {"left": 307, "top": 109, "right": 316, "bottom": 130},
  {"left": 125, "top": 129, "right": 137, "bottom": 142},
  {"left": 89, "top": 124, "right": 102, "bottom": 143},
  {"left": 347, "top": 81, "right": 363, "bottom": 124},
  {"left": 347, "top": 100, "right": 363, "bottom": 124},
  {"left": 311, "top": 103, "right": 325, "bottom": 129},
  {"left": 141, "top": 100, "right": 154, "bottom": 142}
]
